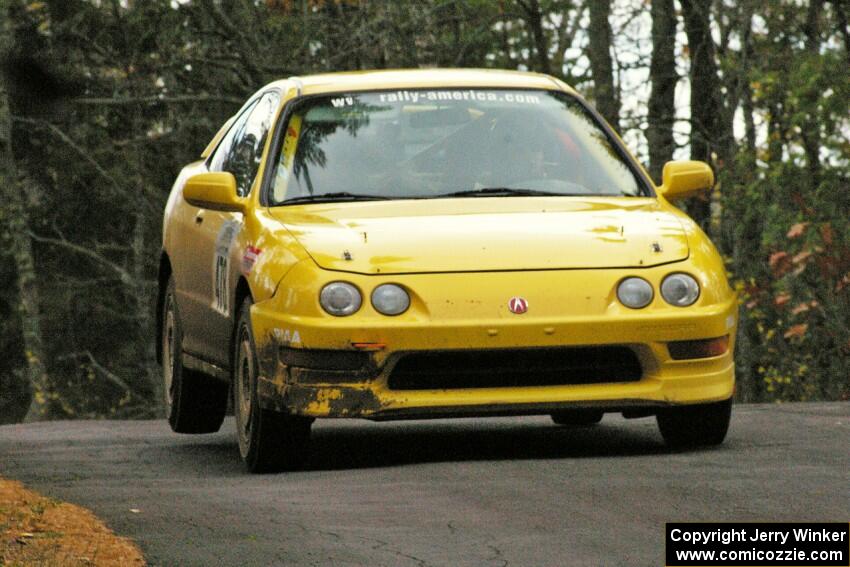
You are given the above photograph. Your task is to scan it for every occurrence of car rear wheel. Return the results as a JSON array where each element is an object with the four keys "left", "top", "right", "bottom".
[
  {"left": 550, "top": 409, "right": 604, "bottom": 426},
  {"left": 234, "top": 297, "right": 311, "bottom": 473},
  {"left": 162, "top": 277, "right": 228, "bottom": 433},
  {"left": 656, "top": 398, "right": 732, "bottom": 448}
]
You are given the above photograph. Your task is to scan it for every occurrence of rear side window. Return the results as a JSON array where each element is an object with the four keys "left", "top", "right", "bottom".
[
  {"left": 208, "top": 100, "right": 257, "bottom": 176},
  {"left": 209, "top": 91, "right": 280, "bottom": 197}
]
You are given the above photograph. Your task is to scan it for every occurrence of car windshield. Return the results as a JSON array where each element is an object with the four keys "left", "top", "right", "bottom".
[{"left": 269, "top": 89, "right": 648, "bottom": 204}]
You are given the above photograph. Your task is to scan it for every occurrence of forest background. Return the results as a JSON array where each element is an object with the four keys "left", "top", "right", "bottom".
[{"left": 1, "top": 0, "right": 848, "bottom": 422}]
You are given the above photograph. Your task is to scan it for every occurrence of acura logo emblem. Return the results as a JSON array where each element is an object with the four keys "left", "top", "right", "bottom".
[{"left": 508, "top": 296, "right": 529, "bottom": 314}]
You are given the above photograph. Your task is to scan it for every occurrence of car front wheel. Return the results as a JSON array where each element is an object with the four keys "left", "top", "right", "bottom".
[
  {"left": 234, "top": 297, "right": 311, "bottom": 473},
  {"left": 161, "top": 277, "right": 228, "bottom": 433},
  {"left": 656, "top": 398, "right": 732, "bottom": 448}
]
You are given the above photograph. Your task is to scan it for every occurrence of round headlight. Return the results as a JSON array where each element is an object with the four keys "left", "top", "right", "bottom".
[
  {"left": 617, "top": 277, "right": 654, "bottom": 309},
  {"left": 661, "top": 273, "right": 700, "bottom": 307},
  {"left": 320, "top": 282, "right": 362, "bottom": 316},
  {"left": 371, "top": 284, "right": 410, "bottom": 316}
]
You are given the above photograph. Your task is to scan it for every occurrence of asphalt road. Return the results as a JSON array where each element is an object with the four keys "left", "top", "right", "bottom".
[{"left": 1, "top": 403, "right": 848, "bottom": 567}]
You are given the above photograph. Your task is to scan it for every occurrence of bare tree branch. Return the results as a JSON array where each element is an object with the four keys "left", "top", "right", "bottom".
[
  {"left": 57, "top": 351, "right": 134, "bottom": 393},
  {"left": 74, "top": 94, "right": 244, "bottom": 106},
  {"left": 197, "top": 0, "right": 266, "bottom": 85},
  {"left": 11, "top": 116, "right": 162, "bottom": 213},
  {"left": 28, "top": 232, "right": 135, "bottom": 286}
]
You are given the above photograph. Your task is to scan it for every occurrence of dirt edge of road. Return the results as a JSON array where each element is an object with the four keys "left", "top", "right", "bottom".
[{"left": 0, "top": 477, "right": 145, "bottom": 567}]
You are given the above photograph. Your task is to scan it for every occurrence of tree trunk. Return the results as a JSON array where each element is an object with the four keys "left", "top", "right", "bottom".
[
  {"left": 586, "top": 0, "right": 620, "bottom": 129},
  {"left": 802, "top": 0, "right": 824, "bottom": 189},
  {"left": 4, "top": 187, "right": 50, "bottom": 422},
  {"left": 131, "top": 211, "right": 162, "bottom": 415},
  {"left": 804, "top": 0, "right": 824, "bottom": 52},
  {"left": 647, "top": 0, "right": 678, "bottom": 183},
  {"left": 833, "top": 0, "right": 850, "bottom": 64},
  {"left": 0, "top": 0, "right": 50, "bottom": 422},
  {"left": 739, "top": 4, "right": 757, "bottom": 154},
  {"left": 680, "top": 0, "right": 722, "bottom": 230},
  {"left": 741, "top": 83, "right": 756, "bottom": 153},
  {"left": 126, "top": 72, "right": 162, "bottom": 415},
  {"left": 518, "top": 0, "right": 552, "bottom": 74}
]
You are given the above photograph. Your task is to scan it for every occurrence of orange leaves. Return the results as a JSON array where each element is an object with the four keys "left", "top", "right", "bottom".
[
  {"left": 770, "top": 246, "right": 817, "bottom": 277},
  {"left": 775, "top": 294, "right": 820, "bottom": 315},
  {"left": 790, "top": 300, "right": 819, "bottom": 315},
  {"left": 769, "top": 251, "right": 790, "bottom": 275},
  {"left": 791, "top": 302, "right": 809, "bottom": 315},
  {"left": 786, "top": 222, "right": 809, "bottom": 238},
  {"left": 769, "top": 249, "right": 808, "bottom": 276},
  {"left": 774, "top": 293, "right": 791, "bottom": 306},
  {"left": 791, "top": 250, "right": 812, "bottom": 275},
  {"left": 778, "top": 221, "right": 836, "bottom": 278},
  {"left": 783, "top": 324, "right": 808, "bottom": 339},
  {"left": 792, "top": 250, "right": 812, "bottom": 264},
  {"left": 786, "top": 221, "right": 834, "bottom": 246}
]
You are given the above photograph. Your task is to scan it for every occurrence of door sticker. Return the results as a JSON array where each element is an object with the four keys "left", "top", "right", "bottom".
[
  {"left": 242, "top": 245, "right": 261, "bottom": 275},
  {"left": 213, "top": 220, "right": 241, "bottom": 315}
]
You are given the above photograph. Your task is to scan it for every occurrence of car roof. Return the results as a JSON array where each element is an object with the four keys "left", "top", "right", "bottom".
[{"left": 261, "top": 68, "right": 574, "bottom": 97}]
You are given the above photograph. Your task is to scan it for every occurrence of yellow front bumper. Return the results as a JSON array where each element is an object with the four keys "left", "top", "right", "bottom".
[
  {"left": 250, "top": 264, "right": 737, "bottom": 419},
  {"left": 259, "top": 358, "right": 734, "bottom": 420}
]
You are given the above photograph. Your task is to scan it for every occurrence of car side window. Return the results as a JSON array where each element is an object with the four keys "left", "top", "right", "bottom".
[
  {"left": 208, "top": 100, "right": 258, "bottom": 175},
  {"left": 220, "top": 92, "right": 280, "bottom": 197}
]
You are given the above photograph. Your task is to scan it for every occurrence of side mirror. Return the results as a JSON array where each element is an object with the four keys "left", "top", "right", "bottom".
[
  {"left": 658, "top": 160, "right": 714, "bottom": 201},
  {"left": 183, "top": 172, "right": 245, "bottom": 212}
]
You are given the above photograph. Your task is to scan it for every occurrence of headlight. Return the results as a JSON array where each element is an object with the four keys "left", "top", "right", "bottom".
[
  {"left": 320, "top": 282, "right": 362, "bottom": 316},
  {"left": 661, "top": 273, "right": 700, "bottom": 307},
  {"left": 617, "top": 277, "right": 654, "bottom": 309},
  {"left": 371, "top": 284, "right": 410, "bottom": 316}
]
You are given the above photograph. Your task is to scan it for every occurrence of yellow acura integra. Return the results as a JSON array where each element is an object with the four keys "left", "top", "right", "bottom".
[{"left": 158, "top": 69, "right": 736, "bottom": 472}]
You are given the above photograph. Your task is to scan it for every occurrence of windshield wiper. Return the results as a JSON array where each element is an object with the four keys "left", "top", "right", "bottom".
[
  {"left": 283, "top": 192, "right": 392, "bottom": 204},
  {"left": 433, "top": 187, "right": 589, "bottom": 198}
]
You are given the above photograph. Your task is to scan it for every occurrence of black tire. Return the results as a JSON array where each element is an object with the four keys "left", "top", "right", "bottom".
[
  {"left": 161, "top": 277, "right": 228, "bottom": 433},
  {"left": 233, "top": 297, "right": 311, "bottom": 473},
  {"left": 550, "top": 409, "right": 604, "bottom": 426},
  {"left": 656, "top": 398, "right": 732, "bottom": 448}
]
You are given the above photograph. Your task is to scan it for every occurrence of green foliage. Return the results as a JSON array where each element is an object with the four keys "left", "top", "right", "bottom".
[{"left": 719, "top": 0, "right": 850, "bottom": 402}]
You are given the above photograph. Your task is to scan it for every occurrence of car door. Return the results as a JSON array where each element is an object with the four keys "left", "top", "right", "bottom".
[{"left": 181, "top": 91, "right": 281, "bottom": 365}]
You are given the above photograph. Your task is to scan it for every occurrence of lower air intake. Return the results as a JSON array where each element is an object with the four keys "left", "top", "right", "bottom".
[{"left": 387, "top": 346, "right": 642, "bottom": 390}]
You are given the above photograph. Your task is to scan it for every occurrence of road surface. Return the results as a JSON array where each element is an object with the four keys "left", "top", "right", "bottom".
[{"left": 1, "top": 403, "right": 848, "bottom": 566}]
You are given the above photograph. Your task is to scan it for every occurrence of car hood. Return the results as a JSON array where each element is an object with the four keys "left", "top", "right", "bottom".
[{"left": 270, "top": 197, "right": 689, "bottom": 275}]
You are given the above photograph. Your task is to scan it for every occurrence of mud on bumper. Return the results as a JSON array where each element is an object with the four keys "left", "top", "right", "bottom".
[{"left": 256, "top": 343, "right": 735, "bottom": 420}]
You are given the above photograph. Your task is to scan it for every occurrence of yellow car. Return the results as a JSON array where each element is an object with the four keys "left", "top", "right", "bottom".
[{"left": 158, "top": 69, "right": 736, "bottom": 472}]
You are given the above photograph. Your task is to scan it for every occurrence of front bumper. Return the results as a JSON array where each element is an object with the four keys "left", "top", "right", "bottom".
[
  {"left": 250, "top": 265, "right": 737, "bottom": 419},
  {"left": 259, "top": 362, "right": 734, "bottom": 420}
]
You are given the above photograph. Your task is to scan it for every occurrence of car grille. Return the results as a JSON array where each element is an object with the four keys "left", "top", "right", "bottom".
[{"left": 387, "top": 346, "right": 642, "bottom": 390}]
